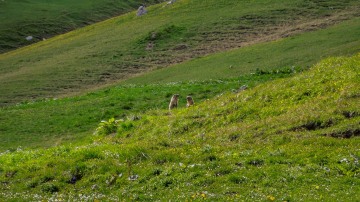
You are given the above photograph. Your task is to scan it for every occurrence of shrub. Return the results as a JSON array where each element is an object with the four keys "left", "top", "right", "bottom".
[{"left": 94, "top": 118, "right": 119, "bottom": 135}]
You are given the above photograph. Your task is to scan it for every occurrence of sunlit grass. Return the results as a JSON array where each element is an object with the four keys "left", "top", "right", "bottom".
[
  {"left": 1, "top": 0, "right": 359, "bottom": 105},
  {"left": 0, "top": 70, "right": 293, "bottom": 150},
  {"left": 0, "top": 54, "right": 359, "bottom": 201}
]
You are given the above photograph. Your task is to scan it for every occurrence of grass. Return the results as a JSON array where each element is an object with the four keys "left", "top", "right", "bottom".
[
  {"left": 0, "top": 0, "right": 359, "bottom": 201},
  {"left": 0, "top": 53, "right": 359, "bottom": 201},
  {"left": 0, "top": 69, "right": 296, "bottom": 151},
  {"left": 1, "top": 0, "right": 359, "bottom": 105},
  {"left": 124, "top": 17, "right": 360, "bottom": 84},
  {"left": 1, "top": 14, "right": 359, "bottom": 151},
  {"left": 0, "top": 0, "right": 162, "bottom": 53}
]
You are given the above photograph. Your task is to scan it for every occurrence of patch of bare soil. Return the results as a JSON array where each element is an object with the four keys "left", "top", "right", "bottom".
[
  {"left": 130, "top": 6, "right": 360, "bottom": 70},
  {"left": 199, "top": 8, "right": 356, "bottom": 58}
]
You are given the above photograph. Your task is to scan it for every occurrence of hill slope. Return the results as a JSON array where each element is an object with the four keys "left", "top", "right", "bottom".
[
  {"left": 1, "top": 0, "right": 359, "bottom": 105},
  {"left": 1, "top": 16, "right": 359, "bottom": 151},
  {"left": 124, "top": 17, "right": 360, "bottom": 84},
  {"left": 0, "top": 65, "right": 294, "bottom": 151},
  {"left": 0, "top": 53, "right": 359, "bottom": 201},
  {"left": 0, "top": 0, "right": 162, "bottom": 53}
]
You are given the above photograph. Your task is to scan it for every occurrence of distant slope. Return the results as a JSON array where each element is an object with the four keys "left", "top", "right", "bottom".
[
  {"left": 124, "top": 17, "right": 360, "bottom": 84},
  {"left": 0, "top": 53, "right": 359, "bottom": 201},
  {"left": 0, "top": 0, "right": 162, "bottom": 53},
  {"left": 0, "top": 0, "right": 359, "bottom": 106}
]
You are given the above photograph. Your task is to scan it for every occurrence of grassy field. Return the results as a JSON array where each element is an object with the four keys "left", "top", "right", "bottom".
[
  {"left": 0, "top": 1, "right": 359, "bottom": 200},
  {"left": 1, "top": 0, "right": 359, "bottom": 106},
  {"left": 0, "top": 0, "right": 162, "bottom": 53},
  {"left": 1, "top": 15, "right": 359, "bottom": 151},
  {"left": 0, "top": 70, "right": 295, "bottom": 151},
  {"left": 125, "top": 17, "right": 360, "bottom": 84},
  {"left": 0, "top": 54, "right": 359, "bottom": 201}
]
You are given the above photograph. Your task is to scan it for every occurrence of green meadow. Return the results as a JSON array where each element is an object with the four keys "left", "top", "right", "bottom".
[
  {"left": 0, "top": 15, "right": 359, "bottom": 151},
  {"left": 124, "top": 17, "right": 360, "bottom": 84},
  {"left": 0, "top": 71, "right": 294, "bottom": 151},
  {"left": 1, "top": 0, "right": 359, "bottom": 105},
  {"left": 0, "top": 0, "right": 162, "bottom": 53},
  {"left": 0, "top": 0, "right": 359, "bottom": 201},
  {"left": 0, "top": 54, "right": 359, "bottom": 201}
]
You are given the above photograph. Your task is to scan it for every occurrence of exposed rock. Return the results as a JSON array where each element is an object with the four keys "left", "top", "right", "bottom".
[
  {"left": 128, "top": 174, "right": 139, "bottom": 181},
  {"left": 136, "top": 5, "right": 147, "bottom": 16},
  {"left": 91, "top": 184, "right": 99, "bottom": 190},
  {"left": 167, "top": 0, "right": 176, "bottom": 4},
  {"left": 25, "top": 36, "right": 33, "bottom": 41},
  {"left": 235, "top": 85, "right": 248, "bottom": 93}
]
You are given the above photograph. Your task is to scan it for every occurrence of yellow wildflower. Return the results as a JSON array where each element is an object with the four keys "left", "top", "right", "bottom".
[{"left": 267, "top": 195, "right": 275, "bottom": 201}]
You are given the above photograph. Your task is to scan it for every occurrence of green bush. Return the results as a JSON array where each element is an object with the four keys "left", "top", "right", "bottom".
[{"left": 94, "top": 118, "right": 119, "bottom": 135}]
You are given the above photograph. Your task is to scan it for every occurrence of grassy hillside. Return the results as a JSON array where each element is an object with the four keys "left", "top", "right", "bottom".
[
  {"left": 1, "top": 15, "right": 359, "bottom": 151},
  {"left": 0, "top": 0, "right": 162, "bottom": 53},
  {"left": 125, "top": 17, "right": 360, "bottom": 84},
  {"left": 0, "top": 68, "right": 294, "bottom": 151},
  {"left": 0, "top": 54, "right": 359, "bottom": 201},
  {"left": 1, "top": 1, "right": 358, "bottom": 201},
  {"left": 1, "top": 0, "right": 359, "bottom": 106}
]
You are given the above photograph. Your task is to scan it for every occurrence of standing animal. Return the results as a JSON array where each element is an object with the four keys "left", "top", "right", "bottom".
[
  {"left": 169, "top": 94, "right": 179, "bottom": 110},
  {"left": 186, "top": 96, "right": 194, "bottom": 107}
]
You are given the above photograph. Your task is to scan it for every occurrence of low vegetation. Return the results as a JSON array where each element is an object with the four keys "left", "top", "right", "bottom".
[
  {"left": 0, "top": 0, "right": 162, "bottom": 53},
  {"left": 0, "top": 67, "right": 296, "bottom": 150},
  {"left": 0, "top": 0, "right": 359, "bottom": 201},
  {"left": 124, "top": 17, "right": 360, "bottom": 84},
  {"left": 1, "top": 0, "right": 360, "bottom": 105},
  {"left": 0, "top": 54, "right": 359, "bottom": 201},
  {"left": 1, "top": 14, "right": 359, "bottom": 150}
]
